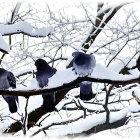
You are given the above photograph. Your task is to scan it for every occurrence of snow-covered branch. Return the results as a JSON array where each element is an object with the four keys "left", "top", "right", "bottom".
[
  {"left": 29, "top": 103, "right": 140, "bottom": 137},
  {"left": 0, "top": 21, "right": 54, "bottom": 37},
  {"left": 81, "top": 2, "right": 130, "bottom": 51},
  {"left": 31, "top": 114, "right": 83, "bottom": 137},
  {"left": 0, "top": 64, "right": 139, "bottom": 96}
]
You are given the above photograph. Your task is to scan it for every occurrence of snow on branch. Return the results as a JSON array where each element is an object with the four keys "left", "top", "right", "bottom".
[
  {"left": 0, "top": 64, "right": 139, "bottom": 97},
  {"left": 81, "top": 2, "right": 130, "bottom": 51},
  {"left": 0, "top": 21, "right": 54, "bottom": 37},
  {"left": 30, "top": 103, "right": 140, "bottom": 137},
  {"left": 31, "top": 113, "right": 83, "bottom": 137},
  {"left": 0, "top": 34, "right": 10, "bottom": 53}
]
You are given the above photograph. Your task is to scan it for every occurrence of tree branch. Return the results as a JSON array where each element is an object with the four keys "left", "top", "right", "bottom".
[
  {"left": 0, "top": 76, "right": 139, "bottom": 96},
  {"left": 103, "top": 85, "right": 114, "bottom": 124},
  {"left": 31, "top": 114, "right": 83, "bottom": 137},
  {"left": 66, "top": 2, "right": 130, "bottom": 68},
  {"left": 2, "top": 30, "right": 52, "bottom": 38},
  {"left": 81, "top": 2, "right": 129, "bottom": 51}
]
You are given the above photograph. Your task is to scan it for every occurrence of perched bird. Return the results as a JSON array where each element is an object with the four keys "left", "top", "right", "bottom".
[
  {"left": 136, "top": 56, "right": 140, "bottom": 71},
  {"left": 72, "top": 52, "right": 96, "bottom": 100},
  {"left": 0, "top": 68, "right": 18, "bottom": 113},
  {"left": 35, "top": 58, "right": 57, "bottom": 112}
]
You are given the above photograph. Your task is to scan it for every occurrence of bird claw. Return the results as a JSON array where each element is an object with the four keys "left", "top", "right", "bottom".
[
  {"left": 82, "top": 74, "right": 85, "bottom": 77},
  {"left": 85, "top": 74, "right": 88, "bottom": 76},
  {"left": 73, "top": 68, "right": 93, "bottom": 77},
  {"left": 45, "top": 84, "right": 48, "bottom": 87},
  {"left": 87, "top": 73, "right": 91, "bottom": 76},
  {"left": 79, "top": 73, "right": 85, "bottom": 77}
]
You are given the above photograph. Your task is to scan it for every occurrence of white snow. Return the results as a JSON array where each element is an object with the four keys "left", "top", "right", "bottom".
[
  {"left": 33, "top": 27, "right": 54, "bottom": 36},
  {"left": 29, "top": 78, "right": 39, "bottom": 89},
  {"left": 47, "top": 68, "right": 78, "bottom": 88},
  {"left": 55, "top": 98, "right": 73, "bottom": 111},
  {"left": 91, "top": 64, "right": 138, "bottom": 81},
  {"left": 24, "top": 103, "right": 140, "bottom": 138},
  {"left": 0, "top": 34, "right": 10, "bottom": 52},
  {"left": 0, "top": 21, "right": 53, "bottom": 37},
  {"left": 132, "top": 88, "right": 140, "bottom": 100}
]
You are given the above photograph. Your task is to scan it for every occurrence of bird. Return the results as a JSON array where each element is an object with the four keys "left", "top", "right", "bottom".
[
  {"left": 0, "top": 68, "right": 18, "bottom": 113},
  {"left": 35, "top": 58, "right": 57, "bottom": 112},
  {"left": 72, "top": 52, "right": 96, "bottom": 100},
  {"left": 136, "top": 56, "right": 140, "bottom": 71}
]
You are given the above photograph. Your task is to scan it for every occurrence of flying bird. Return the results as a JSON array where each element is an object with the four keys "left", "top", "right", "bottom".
[
  {"left": 136, "top": 56, "right": 140, "bottom": 71},
  {"left": 35, "top": 58, "right": 57, "bottom": 112},
  {"left": 0, "top": 68, "right": 18, "bottom": 113},
  {"left": 72, "top": 52, "right": 96, "bottom": 100}
]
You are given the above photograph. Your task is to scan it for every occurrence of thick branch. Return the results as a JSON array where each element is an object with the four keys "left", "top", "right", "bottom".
[{"left": 0, "top": 76, "right": 139, "bottom": 96}]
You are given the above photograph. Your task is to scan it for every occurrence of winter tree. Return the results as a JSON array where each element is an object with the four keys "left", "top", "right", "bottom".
[{"left": 0, "top": 0, "right": 140, "bottom": 138}]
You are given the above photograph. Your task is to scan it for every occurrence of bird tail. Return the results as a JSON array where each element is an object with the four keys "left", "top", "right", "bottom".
[
  {"left": 3, "top": 96, "right": 18, "bottom": 113},
  {"left": 42, "top": 93, "right": 55, "bottom": 112},
  {"left": 80, "top": 90, "right": 95, "bottom": 101},
  {"left": 137, "top": 57, "right": 140, "bottom": 71},
  {"left": 79, "top": 82, "right": 95, "bottom": 101}
]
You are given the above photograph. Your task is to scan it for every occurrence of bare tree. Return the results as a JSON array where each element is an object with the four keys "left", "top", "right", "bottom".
[{"left": 0, "top": 1, "right": 140, "bottom": 138}]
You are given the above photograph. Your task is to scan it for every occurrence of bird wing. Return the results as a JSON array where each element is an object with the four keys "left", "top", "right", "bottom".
[
  {"left": 7, "top": 72, "right": 16, "bottom": 88},
  {"left": 52, "top": 68, "right": 57, "bottom": 75}
]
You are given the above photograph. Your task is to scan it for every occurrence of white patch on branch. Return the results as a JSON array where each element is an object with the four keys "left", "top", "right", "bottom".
[
  {"left": 0, "top": 21, "right": 54, "bottom": 37},
  {"left": 0, "top": 34, "right": 10, "bottom": 53}
]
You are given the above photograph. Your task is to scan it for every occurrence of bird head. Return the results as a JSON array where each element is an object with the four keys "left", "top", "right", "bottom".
[
  {"left": 0, "top": 68, "right": 7, "bottom": 75},
  {"left": 35, "top": 59, "right": 47, "bottom": 66},
  {"left": 72, "top": 52, "right": 90, "bottom": 65},
  {"left": 72, "top": 52, "right": 83, "bottom": 58}
]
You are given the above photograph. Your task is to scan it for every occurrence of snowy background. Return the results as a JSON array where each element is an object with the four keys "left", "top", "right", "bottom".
[{"left": 0, "top": 0, "right": 140, "bottom": 139}]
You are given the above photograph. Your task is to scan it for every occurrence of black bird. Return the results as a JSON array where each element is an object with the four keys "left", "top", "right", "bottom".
[
  {"left": 136, "top": 56, "right": 140, "bottom": 71},
  {"left": 35, "top": 59, "right": 57, "bottom": 112},
  {"left": 72, "top": 52, "right": 96, "bottom": 100},
  {"left": 0, "top": 68, "right": 18, "bottom": 113}
]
